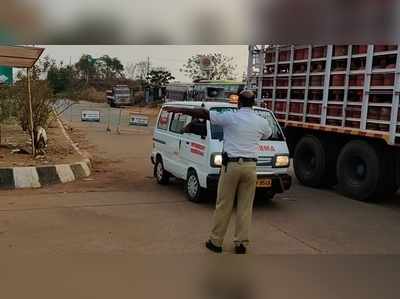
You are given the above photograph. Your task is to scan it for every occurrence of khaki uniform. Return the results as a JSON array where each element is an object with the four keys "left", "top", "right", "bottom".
[
  {"left": 208, "top": 107, "right": 272, "bottom": 248},
  {"left": 210, "top": 160, "right": 257, "bottom": 247}
]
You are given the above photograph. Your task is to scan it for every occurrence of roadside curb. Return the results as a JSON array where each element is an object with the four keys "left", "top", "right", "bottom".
[{"left": 0, "top": 119, "right": 92, "bottom": 190}]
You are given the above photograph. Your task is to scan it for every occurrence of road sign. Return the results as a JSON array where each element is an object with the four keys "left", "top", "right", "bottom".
[
  {"left": 81, "top": 111, "right": 100, "bottom": 122},
  {"left": 199, "top": 56, "right": 213, "bottom": 71},
  {"left": 0, "top": 66, "right": 12, "bottom": 85},
  {"left": 129, "top": 113, "right": 149, "bottom": 126}
]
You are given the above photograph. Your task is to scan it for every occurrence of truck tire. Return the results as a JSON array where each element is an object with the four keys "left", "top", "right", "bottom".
[
  {"left": 154, "top": 159, "right": 170, "bottom": 185},
  {"left": 336, "top": 141, "right": 382, "bottom": 201},
  {"left": 293, "top": 136, "right": 328, "bottom": 188}
]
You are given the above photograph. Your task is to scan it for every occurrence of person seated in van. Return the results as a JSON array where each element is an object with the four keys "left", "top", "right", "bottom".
[{"left": 184, "top": 117, "right": 207, "bottom": 137}]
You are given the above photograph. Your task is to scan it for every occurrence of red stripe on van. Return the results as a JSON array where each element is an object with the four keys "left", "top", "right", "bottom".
[
  {"left": 191, "top": 143, "right": 206, "bottom": 150},
  {"left": 191, "top": 148, "right": 204, "bottom": 156}
]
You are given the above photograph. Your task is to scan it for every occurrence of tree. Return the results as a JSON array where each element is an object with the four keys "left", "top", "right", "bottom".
[
  {"left": 146, "top": 69, "right": 175, "bottom": 87},
  {"left": 47, "top": 64, "right": 75, "bottom": 94},
  {"left": 96, "top": 55, "right": 124, "bottom": 80},
  {"left": 75, "top": 54, "right": 97, "bottom": 84},
  {"left": 180, "top": 53, "right": 237, "bottom": 82}
]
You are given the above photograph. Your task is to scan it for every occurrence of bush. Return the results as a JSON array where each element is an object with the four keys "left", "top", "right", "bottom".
[
  {"left": 0, "top": 87, "right": 17, "bottom": 123},
  {"left": 76, "top": 87, "right": 105, "bottom": 103},
  {"left": 11, "top": 80, "right": 56, "bottom": 131}
]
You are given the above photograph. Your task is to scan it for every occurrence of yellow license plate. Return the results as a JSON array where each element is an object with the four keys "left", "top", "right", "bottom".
[{"left": 256, "top": 179, "right": 272, "bottom": 188}]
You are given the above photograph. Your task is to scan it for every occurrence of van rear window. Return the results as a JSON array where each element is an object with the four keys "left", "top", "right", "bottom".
[{"left": 157, "top": 110, "right": 171, "bottom": 130}]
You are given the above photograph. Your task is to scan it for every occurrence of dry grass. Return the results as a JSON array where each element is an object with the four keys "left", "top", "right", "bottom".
[{"left": 0, "top": 120, "right": 82, "bottom": 167}]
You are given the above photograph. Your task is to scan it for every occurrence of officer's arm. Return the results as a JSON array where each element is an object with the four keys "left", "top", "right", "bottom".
[
  {"left": 262, "top": 121, "right": 273, "bottom": 139},
  {"left": 210, "top": 111, "right": 232, "bottom": 126}
]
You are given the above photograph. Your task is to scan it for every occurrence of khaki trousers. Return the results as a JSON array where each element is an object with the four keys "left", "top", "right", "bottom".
[{"left": 209, "top": 161, "right": 257, "bottom": 247}]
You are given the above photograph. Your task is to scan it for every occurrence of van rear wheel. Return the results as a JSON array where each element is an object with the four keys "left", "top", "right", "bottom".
[
  {"left": 185, "top": 170, "right": 204, "bottom": 203},
  {"left": 154, "top": 159, "right": 170, "bottom": 185}
]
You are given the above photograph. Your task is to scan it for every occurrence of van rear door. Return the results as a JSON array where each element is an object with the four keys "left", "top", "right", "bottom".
[{"left": 180, "top": 120, "right": 208, "bottom": 178}]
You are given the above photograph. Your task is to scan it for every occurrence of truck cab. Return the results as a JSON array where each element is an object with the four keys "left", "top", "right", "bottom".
[{"left": 106, "top": 85, "right": 131, "bottom": 107}]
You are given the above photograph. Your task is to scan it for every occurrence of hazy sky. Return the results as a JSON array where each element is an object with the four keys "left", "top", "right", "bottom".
[{"left": 41, "top": 45, "right": 248, "bottom": 82}]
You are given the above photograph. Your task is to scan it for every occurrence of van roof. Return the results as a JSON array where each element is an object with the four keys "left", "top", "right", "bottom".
[
  {"left": 164, "top": 101, "right": 237, "bottom": 110},
  {"left": 163, "top": 101, "right": 271, "bottom": 112}
]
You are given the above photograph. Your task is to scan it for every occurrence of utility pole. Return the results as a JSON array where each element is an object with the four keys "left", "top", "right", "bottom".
[
  {"left": 146, "top": 56, "right": 150, "bottom": 103},
  {"left": 146, "top": 56, "right": 150, "bottom": 77}
]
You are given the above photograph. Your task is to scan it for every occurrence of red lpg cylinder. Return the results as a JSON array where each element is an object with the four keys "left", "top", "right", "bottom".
[
  {"left": 348, "top": 76, "right": 357, "bottom": 86},
  {"left": 371, "top": 74, "right": 384, "bottom": 86},
  {"left": 374, "top": 45, "right": 387, "bottom": 52},
  {"left": 334, "top": 46, "right": 347, "bottom": 56},
  {"left": 384, "top": 73, "right": 395, "bottom": 86},
  {"left": 349, "top": 75, "right": 364, "bottom": 86},
  {"left": 308, "top": 103, "right": 321, "bottom": 115},
  {"left": 387, "top": 45, "right": 398, "bottom": 51},
  {"left": 310, "top": 76, "right": 323, "bottom": 86},
  {"left": 353, "top": 45, "right": 368, "bottom": 54},
  {"left": 379, "top": 107, "right": 391, "bottom": 131},
  {"left": 290, "top": 103, "right": 299, "bottom": 113},
  {"left": 312, "top": 47, "right": 325, "bottom": 58},
  {"left": 379, "top": 107, "right": 391, "bottom": 122},
  {"left": 263, "top": 79, "right": 273, "bottom": 86},
  {"left": 368, "top": 107, "right": 379, "bottom": 120},
  {"left": 356, "top": 75, "right": 364, "bottom": 86},
  {"left": 346, "top": 120, "right": 360, "bottom": 128},
  {"left": 294, "top": 49, "right": 306, "bottom": 60},
  {"left": 279, "top": 51, "right": 290, "bottom": 61},
  {"left": 346, "top": 106, "right": 361, "bottom": 119},
  {"left": 327, "top": 105, "right": 342, "bottom": 117},
  {"left": 331, "top": 75, "right": 345, "bottom": 86}
]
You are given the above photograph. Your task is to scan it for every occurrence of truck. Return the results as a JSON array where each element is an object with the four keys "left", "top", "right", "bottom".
[
  {"left": 247, "top": 45, "right": 400, "bottom": 201},
  {"left": 106, "top": 85, "right": 131, "bottom": 107}
]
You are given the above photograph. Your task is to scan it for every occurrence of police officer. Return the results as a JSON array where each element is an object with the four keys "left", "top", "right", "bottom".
[
  {"left": 206, "top": 90, "right": 272, "bottom": 254},
  {"left": 184, "top": 90, "right": 272, "bottom": 254}
]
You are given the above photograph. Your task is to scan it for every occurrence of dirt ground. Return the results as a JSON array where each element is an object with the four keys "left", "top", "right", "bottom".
[{"left": 0, "top": 120, "right": 82, "bottom": 167}]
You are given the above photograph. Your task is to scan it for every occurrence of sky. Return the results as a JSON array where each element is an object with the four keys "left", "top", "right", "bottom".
[{"left": 40, "top": 45, "right": 249, "bottom": 82}]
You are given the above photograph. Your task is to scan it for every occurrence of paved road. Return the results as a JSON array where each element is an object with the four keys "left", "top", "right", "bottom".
[{"left": 1, "top": 101, "right": 400, "bottom": 256}]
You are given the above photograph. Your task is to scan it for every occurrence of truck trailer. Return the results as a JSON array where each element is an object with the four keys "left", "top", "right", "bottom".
[{"left": 247, "top": 45, "right": 400, "bottom": 201}]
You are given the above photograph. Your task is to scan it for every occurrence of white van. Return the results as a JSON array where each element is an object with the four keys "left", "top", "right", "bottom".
[{"left": 151, "top": 101, "right": 291, "bottom": 202}]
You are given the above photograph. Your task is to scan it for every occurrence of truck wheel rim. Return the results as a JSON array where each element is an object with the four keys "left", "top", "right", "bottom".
[
  {"left": 187, "top": 175, "right": 199, "bottom": 198},
  {"left": 157, "top": 163, "right": 164, "bottom": 180}
]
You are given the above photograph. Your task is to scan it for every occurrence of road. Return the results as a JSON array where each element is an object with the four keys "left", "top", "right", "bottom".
[{"left": 1, "top": 101, "right": 400, "bottom": 256}]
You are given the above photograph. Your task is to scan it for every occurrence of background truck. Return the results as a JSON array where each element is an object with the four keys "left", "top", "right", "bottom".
[
  {"left": 106, "top": 85, "right": 131, "bottom": 107},
  {"left": 247, "top": 45, "right": 400, "bottom": 201}
]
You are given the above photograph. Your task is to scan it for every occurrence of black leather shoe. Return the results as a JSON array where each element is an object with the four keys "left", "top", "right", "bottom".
[
  {"left": 205, "top": 240, "right": 222, "bottom": 253},
  {"left": 234, "top": 244, "right": 247, "bottom": 254}
]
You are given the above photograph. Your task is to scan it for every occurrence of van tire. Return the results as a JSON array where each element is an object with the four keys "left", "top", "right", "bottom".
[
  {"left": 255, "top": 190, "right": 275, "bottom": 202},
  {"left": 154, "top": 159, "right": 170, "bottom": 185},
  {"left": 185, "top": 170, "right": 203, "bottom": 203}
]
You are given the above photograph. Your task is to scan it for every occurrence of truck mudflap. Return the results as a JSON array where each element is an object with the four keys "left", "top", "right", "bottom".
[{"left": 207, "top": 173, "right": 292, "bottom": 193}]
